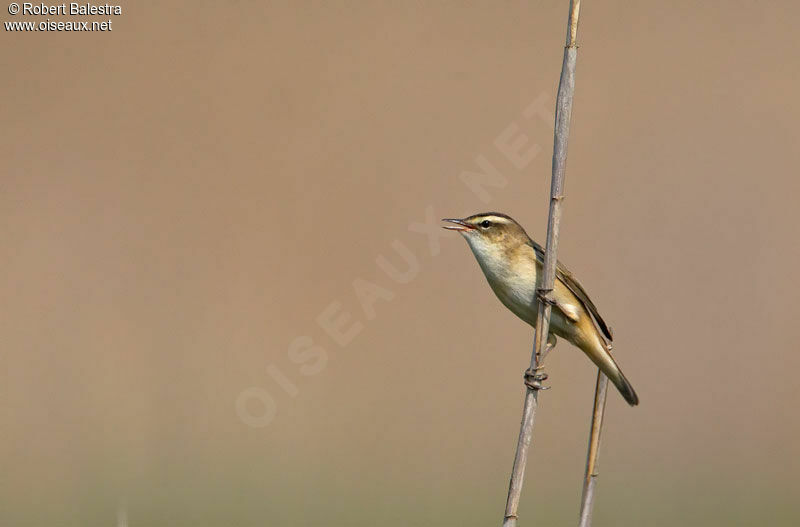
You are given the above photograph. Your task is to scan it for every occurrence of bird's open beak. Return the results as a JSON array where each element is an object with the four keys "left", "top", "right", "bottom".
[{"left": 442, "top": 218, "right": 475, "bottom": 231}]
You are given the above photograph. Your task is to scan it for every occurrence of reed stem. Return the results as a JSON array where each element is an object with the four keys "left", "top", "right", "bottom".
[{"left": 501, "top": 1, "right": 582, "bottom": 525}]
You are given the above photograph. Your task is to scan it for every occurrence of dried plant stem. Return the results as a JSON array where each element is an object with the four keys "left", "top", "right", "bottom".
[
  {"left": 502, "top": 1, "right": 582, "bottom": 526},
  {"left": 577, "top": 371, "right": 609, "bottom": 527}
]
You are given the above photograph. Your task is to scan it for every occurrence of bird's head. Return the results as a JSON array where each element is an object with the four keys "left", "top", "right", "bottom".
[{"left": 442, "top": 212, "right": 530, "bottom": 260}]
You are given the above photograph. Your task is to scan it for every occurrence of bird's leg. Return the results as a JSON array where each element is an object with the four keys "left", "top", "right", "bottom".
[
  {"left": 524, "top": 334, "right": 556, "bottom": 390},
  {"left": 540, "top": 333, "right": 557, "bottom": 361}
]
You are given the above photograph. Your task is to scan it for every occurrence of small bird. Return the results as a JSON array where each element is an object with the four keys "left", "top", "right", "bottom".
[{"left": 443, "top": 212, "right": 639, "bottom": 406}]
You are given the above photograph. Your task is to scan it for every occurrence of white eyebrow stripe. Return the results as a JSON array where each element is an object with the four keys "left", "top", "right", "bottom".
[{"left": 469, "top": 214, "right": 514, "bottom": 225}]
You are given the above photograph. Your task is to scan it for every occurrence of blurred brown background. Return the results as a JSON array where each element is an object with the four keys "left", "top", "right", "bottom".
[{"left": 2, "top": 1, "right": 799, "bottom": 526}]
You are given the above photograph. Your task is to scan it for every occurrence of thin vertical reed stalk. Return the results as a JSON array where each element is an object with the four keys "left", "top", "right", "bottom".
[
  {"left": 577, "top": 371, "right": 609, "bottom": 527},
  {"left": 502, "top": 1, "right": 582, "bottom": 525}
]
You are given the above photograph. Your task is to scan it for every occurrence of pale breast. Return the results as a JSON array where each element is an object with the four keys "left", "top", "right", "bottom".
[{"left": 479, "top": 249, "right": 540, "bottom": 326}]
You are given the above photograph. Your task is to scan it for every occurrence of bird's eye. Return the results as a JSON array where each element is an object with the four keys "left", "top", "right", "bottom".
[{"left": 480, "top": 220, "right": 492, "bottom": 228}]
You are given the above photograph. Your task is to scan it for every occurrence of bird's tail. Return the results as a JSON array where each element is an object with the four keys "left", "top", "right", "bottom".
[
  {"left": 607, "top": 362, "right": 639, "bottom": 406},
  {"left": 583, "top": 339, "right": 639, "bottom": 406}
]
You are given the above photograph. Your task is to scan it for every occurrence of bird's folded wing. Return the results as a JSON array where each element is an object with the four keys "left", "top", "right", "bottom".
[{"left": 527, "top": 239, "right": 614, "bottom": 342}]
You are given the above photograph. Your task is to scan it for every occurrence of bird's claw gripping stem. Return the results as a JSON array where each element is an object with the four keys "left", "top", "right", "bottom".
[
  {"left": 524, "top": 367, "right": 550, "bottom": 391},
  {"left": 536, "top": 288, "right": 557, "bottom": 306},
  {"left": 526, "top": 335, "right": 556, "bottom": 389}
]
